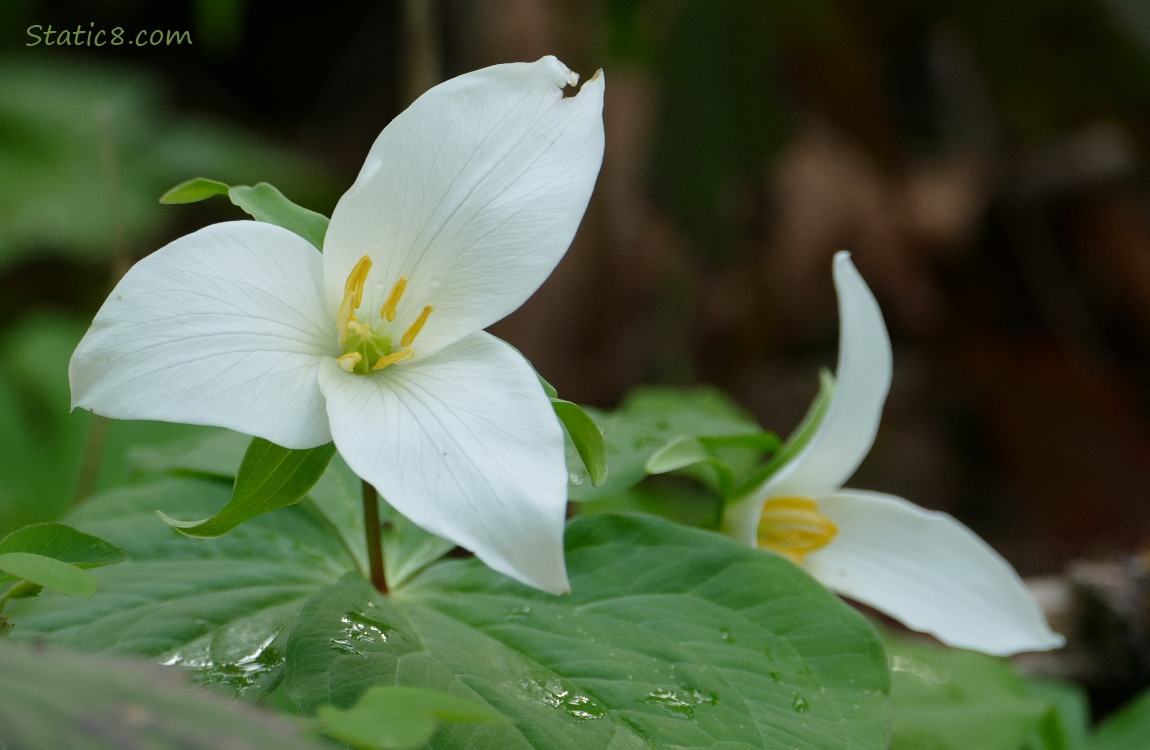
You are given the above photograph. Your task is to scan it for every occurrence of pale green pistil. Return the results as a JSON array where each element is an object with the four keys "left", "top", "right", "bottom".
[{"left": 335, "top": 254, "right": 432, "bottom": 375}]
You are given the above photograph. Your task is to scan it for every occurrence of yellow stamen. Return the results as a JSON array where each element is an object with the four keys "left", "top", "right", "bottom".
[
  {"left": 400, "top": 305, "right": 434, "bottom": 348},
  {"left": 381, "top": 276, "right": 408, "bottom": 322},
  {"left": 344, "top": 255, "right": 373, "bottom": 308},
  {"left": 756, "top": 496, "right": 837, "bottom": 565},
  {"left": 336, "top": 352, "right": 362, "bottom": 373},
  {"left": 337, "top": 255, "right": 373, "bottom": 345},
  {"left": 372, "top": 348, "right": 415, "bottom": 371}
]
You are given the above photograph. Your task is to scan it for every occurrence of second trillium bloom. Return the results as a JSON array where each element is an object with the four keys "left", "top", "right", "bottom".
[
  {"left": 723, "top": 252, "right": 1063, "bottom": 656},
  {"left": 69, "top": 57, "right": 606, "bottom": 595}
]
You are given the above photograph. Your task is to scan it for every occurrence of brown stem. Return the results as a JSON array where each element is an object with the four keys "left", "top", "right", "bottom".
[{"left": 362, "top": 480, "right": 388, "bottom": 594}]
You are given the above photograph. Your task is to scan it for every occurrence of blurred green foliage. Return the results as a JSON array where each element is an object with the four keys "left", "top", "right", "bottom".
[{"left": 0, "top": 56, "right": 332, "bottom": 269}]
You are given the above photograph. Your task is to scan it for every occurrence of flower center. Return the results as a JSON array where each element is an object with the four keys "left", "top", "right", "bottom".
[
  {"left": 756, "top": 496, "right": 838, "bottom": 565},
  {"left": 335, "top": 255, "right": 433, "bottom": 375}
]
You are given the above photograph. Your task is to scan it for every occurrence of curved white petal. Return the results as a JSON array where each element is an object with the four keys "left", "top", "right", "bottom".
[
  {"left": 70, "top": 221, "right": 335, "bottom": 449},
  {"left": 805, "top": 490, "right": 1065, "bottom": 656},
  {"left": 764, "top": 252, "right": 892, "bottom": 499},
  {"left": 323, "top": 56, "right": 605, "bottom": 358},
  {"left": 318, "top": 331, "right": 569, "bottom": 594}
]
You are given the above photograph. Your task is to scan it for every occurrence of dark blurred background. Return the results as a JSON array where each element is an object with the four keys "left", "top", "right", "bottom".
[{"left": 2, "top": 0, "right": 1150, "bottom": 614}]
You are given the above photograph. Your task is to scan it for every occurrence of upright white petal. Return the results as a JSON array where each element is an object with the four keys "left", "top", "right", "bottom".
[
  {"left": 317, "top": 331, "right": 569, "bottom": 594},
  {"left": 323, "top": 56, "right": 605, "bottom": 358},
  {"left": 764, "top": 252, "right": 892, "bottom": 499},
  {"left": 70, "top": 222, "right": 335, "bottom": 449},
  {"left": 805, "top": 490, "right": 1065, "bottom": 656}
]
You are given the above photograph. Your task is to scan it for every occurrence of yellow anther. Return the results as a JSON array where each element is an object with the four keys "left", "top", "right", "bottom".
[
  {"left": 372, "top": 348, "right": 414, "bottom": 371},
  {"left": 400, "top": 305, "right": 434, "bottom": 348},
  {"left": 337, "top": 255, "right": 373, "bottom": 345},
  {"left": 336, "top": 352, "right": 362, "bottom": 373},
  {"left": 756, "top": 496, "right": 838, "bottom": 565},
  {"left": 344, "top": 255, "right": 373, "bottom": 308},
  {"left": 381, "top": 276, "right": 408, "bottom": 322}
]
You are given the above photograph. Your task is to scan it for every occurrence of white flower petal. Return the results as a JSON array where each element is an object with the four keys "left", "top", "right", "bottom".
[
  {"left": 764, "top": 251, "right": 892, "bottom": 498},
  {"left": 323, "top": 56, "right": 605, "bottom": 358},
  {"left": 317, "top": 331, "right": 569, "bottom": 594},
  {"left": 70, "top": 221, "right": 335, "bottom": 449},
  {"left": 805, "top": 490, "right": 1065, "bottom": 656}
]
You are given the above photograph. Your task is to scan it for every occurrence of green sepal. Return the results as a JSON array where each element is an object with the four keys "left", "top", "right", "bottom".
[
  {"left": 315, "top": 685, "right": 502, "bottom": 750},
  {"left": 0, "top": 553, "right": 97, "bottom": 598},
  {"left": 159, "top": 177, "right": 329, "bottom": 250},
  {"left": 732, "top": 369, "right": 834, "bottom": 499},
  {"left": 158, "top": 438, "right": 337, "bottom": 538},
  {"left": 227, "top": 182, "right": 329, "bottom": 250},
  {"left": 159, "top": 177, "right": 230, "bottom": 204},
  {"left": 551, "top": 399, "right": 607, "bottom": 487}
]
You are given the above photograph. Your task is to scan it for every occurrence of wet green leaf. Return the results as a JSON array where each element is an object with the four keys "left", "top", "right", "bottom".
[{"left": 285, "top": 514, "right": 891, "bottom": 750}]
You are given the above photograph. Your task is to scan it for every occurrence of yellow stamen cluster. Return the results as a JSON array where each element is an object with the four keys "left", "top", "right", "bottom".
[
  {"left": 336, "top": 254, "right": 433, "bottom": 374},
  {"left": 756, "top": 496, "right": 838, "bottom": 565}
]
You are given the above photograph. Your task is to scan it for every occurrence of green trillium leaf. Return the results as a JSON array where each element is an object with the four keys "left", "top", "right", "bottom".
[
  {"left": 158, "top": 438, "right": 337, "bottom": 538},
  {"left": 316, "top": 685, "right": 503, "bottom": 750},
  {"left": 7, "top": 476, "right": 357, "bottom": 697},
  {"left": 285, "top": 514, "right": 891, "bottom": 749},
  {"left": 0, "top": 522, "right": 125, "bottom": 568},
  {"left": 0, "top": 552, "right": 97, "bottom": 598},
  {"left": 886, "top": 634, "right": 1078, "bottom": 750}
]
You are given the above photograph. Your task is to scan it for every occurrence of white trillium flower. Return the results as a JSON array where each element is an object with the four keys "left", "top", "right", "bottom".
[
  {"left": 69, "top": 57, "right": 606, "bottom": 595},
  {"left": 723, "top": 251, "right": 1064, "bottom": 656}
]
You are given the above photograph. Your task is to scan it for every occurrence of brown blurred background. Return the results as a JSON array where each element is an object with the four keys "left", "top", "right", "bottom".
[{"left": 3, "top": 0, "right": 1150, "bottom": 586}]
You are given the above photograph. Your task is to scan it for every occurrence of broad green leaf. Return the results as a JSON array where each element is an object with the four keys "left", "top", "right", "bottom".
[
  {"left": 7, "top": 477, "right": 357, "bottom": 697},
  {"left": 228, "top": 182, "right": 329, "bottom": 250},
  {"left": 550, "top": 399, "right": 607, "bottom": 487},
  {"left": 158, "top": 176, "right": 230, "bottom": 204},
  {"left": 1092, "top": 686, "right": 1150, "bottom": 750},
  {"left": 0, "top": 552, "right": 97, "bottom": 597},
  {"left": 317, "top": 686, "right": 503, "bottom": 750},
  {"left": 0, "top": 639, "right": 328, "bottom": 750},
  {"left": 0, "top": 522, "right": 125, "bottom": 568},
  {"left": 158, "top": 439, "right": 336, "bottom": 537},
  {"left": 887, "top": 635, "right": 1061, "bottom": 750},
  {"left": 570, "top": 386, "right": 772, "bottom": 502},
  {"left": 285, "top": 514, "right": 891, "bottom": 750}
]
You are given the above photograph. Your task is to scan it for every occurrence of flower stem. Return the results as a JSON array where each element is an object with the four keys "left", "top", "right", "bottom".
[{"left": 361, "top": 480, "right": 388, "bottom": 594}]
